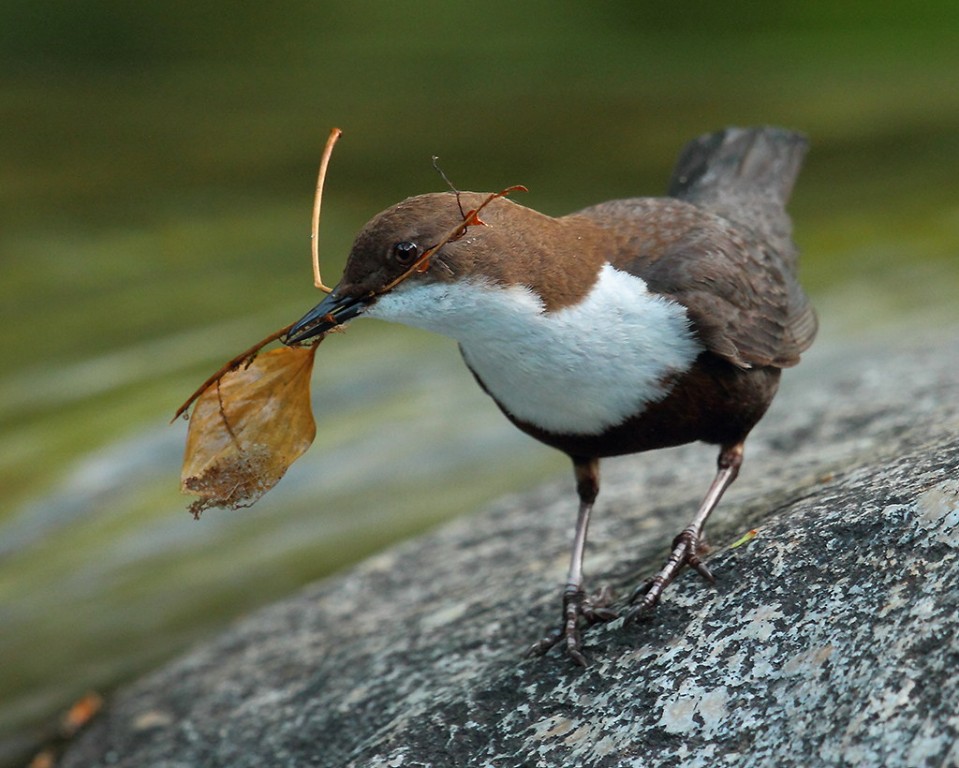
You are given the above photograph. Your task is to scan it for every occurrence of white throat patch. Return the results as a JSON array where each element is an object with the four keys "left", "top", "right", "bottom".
[{"left": 365, "top": 263, "right": 703, "bottom": 434}]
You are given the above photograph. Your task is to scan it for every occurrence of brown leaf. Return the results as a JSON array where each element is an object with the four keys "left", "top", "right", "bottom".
[
  {"left": 62, "top": 691, "right": 104, "bottom": 736},
  {"left": 180, "top": 345, "right": 318, "bottom": 516}
]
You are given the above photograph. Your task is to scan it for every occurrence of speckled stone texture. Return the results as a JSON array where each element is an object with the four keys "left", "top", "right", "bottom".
[{"left": 61, "top": 330, "right": 959, "bottom": 768}]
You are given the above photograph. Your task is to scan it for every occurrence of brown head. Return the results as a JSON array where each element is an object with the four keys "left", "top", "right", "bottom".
[{"left": 285, "top": 191, "right": 607, "bottom": 343}]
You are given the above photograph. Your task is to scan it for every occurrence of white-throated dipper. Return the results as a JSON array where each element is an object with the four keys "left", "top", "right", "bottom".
[{"left": 285, "top": 126, "right": 817, "bottom": 664}]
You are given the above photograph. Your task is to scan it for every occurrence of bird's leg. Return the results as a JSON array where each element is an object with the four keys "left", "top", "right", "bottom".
[
  {"left": 625, "top": 441, "right": 744, "bottom": 621},
  {"left": 528, "top": 457, "right": 618, "bottom": 665}
]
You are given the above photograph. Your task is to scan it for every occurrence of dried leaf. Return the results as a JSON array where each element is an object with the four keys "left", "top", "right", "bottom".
[
  {"left": 172, "top": 323, "right": 297, "bottom": 422},
  {"left": 181, "top": 345, "right": 318, "bottom": 516},
  {"left": 27, "top": 750, "right": 55, "bottom": 768},
  {"left": 730, "top": 529, "right": 759, "bottom": 548},
  {"left": 62, "top": 692, "right": 104, "bottom": 736}
]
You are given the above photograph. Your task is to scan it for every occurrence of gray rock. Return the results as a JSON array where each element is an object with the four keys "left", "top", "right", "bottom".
[{"left": 61, "top": 330, "right": 959, "bottom": 768}]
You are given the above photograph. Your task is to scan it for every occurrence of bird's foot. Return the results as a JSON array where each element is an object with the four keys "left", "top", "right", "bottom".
[
  {"left": 624, "top": 528, "right": 715, "bottom": 622},
  {"left": 527, "top": 585, "right": 618, "bottom": 666}
]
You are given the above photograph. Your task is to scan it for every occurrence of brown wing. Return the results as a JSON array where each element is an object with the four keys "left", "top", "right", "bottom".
[
  {"left": 575, "top": 198, "right": 817, "bottom": 369},
  {"left": 634, "top": 212, "right": 818, "bottom": 369}
]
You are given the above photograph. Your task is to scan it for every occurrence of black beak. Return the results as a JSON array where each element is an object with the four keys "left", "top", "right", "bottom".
[{"left": 284, "top": 289, "right": 370, "bottom": 344}]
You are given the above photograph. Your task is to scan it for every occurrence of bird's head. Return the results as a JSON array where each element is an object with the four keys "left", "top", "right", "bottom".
[{"left": 284, "top": 190, "right": 534, "bottom": 343}]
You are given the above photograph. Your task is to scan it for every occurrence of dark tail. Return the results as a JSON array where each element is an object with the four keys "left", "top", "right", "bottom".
[
  {"left": 668, "top": 126, "right": 808, "bottom": 205},
  {"left": 668, "top": 127, "right": 808, "bottom": 258}
]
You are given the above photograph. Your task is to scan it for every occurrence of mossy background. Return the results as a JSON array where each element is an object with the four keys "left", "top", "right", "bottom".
[{"left": 2, "top": 1, "right": 958, "bottom": 762}]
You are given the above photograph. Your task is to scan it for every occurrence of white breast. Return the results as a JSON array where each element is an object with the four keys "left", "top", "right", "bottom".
[{"left": 365, "top": 263, "right": 703, "bottom": 435}]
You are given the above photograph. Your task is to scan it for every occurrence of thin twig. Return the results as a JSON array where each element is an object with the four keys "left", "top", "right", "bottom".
[
  {"left": 377, "top": 184, "right": 527, "bottom": 294},
  {"left": 312, "top": 127, "right": 343, "bottom": 293},
  {"left": 432, "top": 155, "right": 466, "bottom": 219}
]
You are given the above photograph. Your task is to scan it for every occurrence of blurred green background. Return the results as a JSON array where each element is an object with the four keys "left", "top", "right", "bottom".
[{"left": 2, "top": 1, "right": 958, "bottom": 762}]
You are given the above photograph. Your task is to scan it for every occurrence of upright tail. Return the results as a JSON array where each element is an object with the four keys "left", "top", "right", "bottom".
[{"left": 668, "top": 126, "right": 808, "bottom": 262}]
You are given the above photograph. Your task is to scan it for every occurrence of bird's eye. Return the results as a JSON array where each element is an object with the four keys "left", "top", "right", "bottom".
[{"left": 391, "top": 241, "right": 420, "bottom": 266}]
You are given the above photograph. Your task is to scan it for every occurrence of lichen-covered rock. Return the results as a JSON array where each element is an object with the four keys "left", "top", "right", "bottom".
[{"left": 61, "top": 330, "right": 959, "bottom": 768}]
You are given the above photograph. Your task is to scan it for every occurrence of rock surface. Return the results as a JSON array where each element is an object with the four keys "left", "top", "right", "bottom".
[{"left": 61, "top": 329, "right": 959, "bottom": 768}]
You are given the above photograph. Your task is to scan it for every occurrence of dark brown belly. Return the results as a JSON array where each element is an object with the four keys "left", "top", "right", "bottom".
[{"left": 480, "top": 352, "right": 781, "bottom": 459}]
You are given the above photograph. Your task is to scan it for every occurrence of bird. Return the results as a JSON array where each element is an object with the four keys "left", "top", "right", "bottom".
[{"left": 284, "top": 126, "right": 818, "bottom": 665}]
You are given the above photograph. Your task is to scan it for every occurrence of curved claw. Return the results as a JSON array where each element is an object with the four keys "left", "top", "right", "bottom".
[
  {"left": 527, "top": 586, "right": 619, "bottom": 666},
  {"left": 623, "top": 529, "right": 714, "bottom": 623},
  {"left": 686, "top": 552, "right": 716, "bottom": 584}
]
